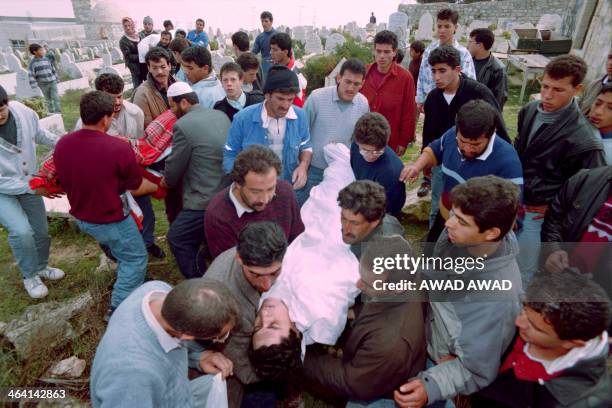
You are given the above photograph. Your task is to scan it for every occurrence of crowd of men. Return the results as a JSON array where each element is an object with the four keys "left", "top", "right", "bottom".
[{"left": 1, "top": 6, "right": 611, "bottom": 408}]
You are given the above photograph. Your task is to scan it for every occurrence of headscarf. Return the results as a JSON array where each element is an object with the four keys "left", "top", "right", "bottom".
[{"left": 122, "top": 17, "right": 140, "bottom": 42}]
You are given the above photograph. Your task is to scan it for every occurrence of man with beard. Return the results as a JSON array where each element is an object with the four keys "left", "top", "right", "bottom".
[
  {"left": 206, "top": 145, "right": 305, "bottom": 259},
  {"left": 157, "top": 31, "right": 178, "bottom": 74},
  {"left": 160, "top": 82, "right": 231, "bottom": 278},
  {"left": 401, "top": 100, "right": 522, "bottom": 244}
]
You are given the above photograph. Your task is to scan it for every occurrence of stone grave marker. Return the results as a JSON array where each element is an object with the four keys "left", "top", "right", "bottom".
[
  {"left": 537, "top": 14, "right": 563, "bottom": 32},
  {"left": 325, "top": 33, "right": 345, "bottom": 54},
  {"left": 305, "top": 35, "right": 323, "bottom": 54},
  {"left": 102, "top": 50, "right": 112, "bottom": 67},
  {"left": 5, "top": 53, "right": 22, "bottom": 72},
  {"left": 415, "top": 12, "right": 434, "bottom": 41}
]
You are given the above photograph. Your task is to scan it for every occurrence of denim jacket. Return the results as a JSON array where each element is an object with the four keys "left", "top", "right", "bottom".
[
  {"left": 0, "top": 101, "right": 58, "bottom": 195},
  {"left": 223, "top": 102, "right": 312, "bottom": 182}
]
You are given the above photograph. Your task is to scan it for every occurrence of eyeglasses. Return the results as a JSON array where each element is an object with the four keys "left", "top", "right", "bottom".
[
  {"left": 359, "top": 148, "right": 385, "bottom": 157},
  {"left": 212, "top": 329, "right": 231, "bottom": 343}
]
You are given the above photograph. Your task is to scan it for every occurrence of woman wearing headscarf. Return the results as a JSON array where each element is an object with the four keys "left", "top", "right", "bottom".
[{"left": 119, "top": 17, "right": 143, "bottom": 89}]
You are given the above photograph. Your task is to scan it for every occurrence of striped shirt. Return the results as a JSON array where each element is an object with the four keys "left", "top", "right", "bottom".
[
  {"left": 28, "top": 57, "right": 57, "bottom": 87},
  {"left": 416, "top": 39, "right": 476, "bottom": 104},
  {"left": 304, "top": 85, "right": 370, "bottom": 169}
]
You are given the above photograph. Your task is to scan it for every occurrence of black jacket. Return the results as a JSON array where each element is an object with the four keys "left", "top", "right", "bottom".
[
  {"left": 213, "top": 91, "right": 264, "bottom": 121},
  {"left": 422, "top": 74, "right": 509, "bottom": 148},
  {"left": 119, "top": 35, "right": 140, "bottom": 73},
  {"left": 471, "top": 346, "right": 611, "bottom": 408},
  {"left": 475, "top": 54, "right": 508, "bottom": 110},
  {"left": 514, "top": 100, "right": 606, "bottom": 206}
]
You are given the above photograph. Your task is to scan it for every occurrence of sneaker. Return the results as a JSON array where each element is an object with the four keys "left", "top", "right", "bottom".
[
  {"left": 23, "top": 276, "right": 49, "bottom": 299},
  {"left": 38, "top": 266, "right": 65, "bottom": 281},
  {"left": 417, "top": 182, "right": 431, "bottom": 198},
  {"left": 147, "top": 243, "right": 166, "bottom": 259}
]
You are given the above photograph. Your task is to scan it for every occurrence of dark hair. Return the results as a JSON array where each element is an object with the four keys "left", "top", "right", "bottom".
[
  {"left": 231, "top": 145, "right": 282, "bottom": 185},
  {"left": 395, "top": 49, "right": 405, "bottom": 64},
  {"left": 196, "top": 18, "right": 205, "bottom": 24},
  {"left": 162, "top": 278, "right": 240, "bottom": 339},
  {"left": 525, "top": 269, "right": 611, "bottom": 341},
  {"left": 353, "top": 112, "right": 390, "bottom": 149},
  {"left": 544, "top": 54, "right": 587, "bottom": 87},
  {"left": 470, "top": 28, "right": 494, "bottom": 51},
  {"left": 237, "top": 52, "right": 260, "bottom": 71},
  {"left": 260, "top": 11, "right": 273, "bottom": 21},
  {"left": 428, "top": 44, "right": 461, "bottom": 69},
  {"left": 456, "top": 100, "right": 496, "bottom": 139},
  {"left": 169, "top": 38, "right": 190, "bottom": 54},
  {"left": 237, "top": 222, "right": 288, "bottom": 267},
  {"left": 29, "top": 43, "right": 42, "bottom": 55},
  {"left": 0, "top": 85, "right": 8, "bottom": 106},
  {"left": 249, "top": 329, "right": 302, "bottom": 381},
  {"left": 270, "top": 33, "right": 292, "bottom": 58},
  {"left": 410, "top": 41, "right": 426, "bottom": 54},
  {"left": 337, "top": 180, "right": 387, "bottom": 222},
  {"left": 160, "top": 30, "right": 172, "bottom": 39},
  {"left": 181, "top": 46, "right": 212, "bottom": 69},
  {"left": 171, "top": 92, "right": 199, "bottom": 105},
  {"left": 339, "top": 57, "right": 366, "bottom": 77},
  {"left": 374, "top": 30, "right": 398, "bottom": 50},
  {"left": 95, "top": 73, "right": 124, "bottom": 94},
  {"left": 220, "top": 62, "right": 244, "bottom": 79},
  {"left": 145, "top": 47, "right": 171, "bottom": 66},
  {"left": 163, "top": 20, "right": 173, "bottom": 28},
  {"left": 598, "top": 82, "right": 612, "bottom": 96},
  {"left": 437, "top": 8, "right": 459, "bottom": 25},
  {"left": 175, "top": 29, "right": 187, "bottom": 38},
  {"left": 79, "top": 91, "right": 114, "bottom": 125},
  {"left": 450, "top": 176, "right": 519, "bottom": 239},
  {"left": 231, "top": 31, "right": 250, "bottom": 52}
]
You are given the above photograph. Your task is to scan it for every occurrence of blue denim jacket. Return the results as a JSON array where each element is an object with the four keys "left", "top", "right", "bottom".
[{"left": 223, "top": 102, "right": 312, "bottom": 182}]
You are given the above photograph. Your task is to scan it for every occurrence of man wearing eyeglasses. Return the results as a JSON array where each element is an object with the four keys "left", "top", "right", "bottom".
[
  {"left": 90, "top": 279, "right": 240, "bottom": 408},
  {"left": 351, "top": 112, "right": 406, "bottom": 216}
]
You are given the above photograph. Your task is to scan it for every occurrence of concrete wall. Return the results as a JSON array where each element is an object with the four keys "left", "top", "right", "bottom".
[{"left": 577, "top": 0, "right": 611, "bottom": 82}]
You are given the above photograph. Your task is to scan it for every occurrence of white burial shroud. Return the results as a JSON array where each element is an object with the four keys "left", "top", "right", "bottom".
[{"left": 261, "top": 143, "right": 361, "bottom": 348}]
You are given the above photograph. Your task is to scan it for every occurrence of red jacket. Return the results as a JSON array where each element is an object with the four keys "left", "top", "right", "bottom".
[{"left": 361, "top": 62, "right": 416, "bottom": 151}]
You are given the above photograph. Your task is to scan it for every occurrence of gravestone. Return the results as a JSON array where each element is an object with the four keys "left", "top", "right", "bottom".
[
  {"left": 102, "top": 50, "right": 112, "bottom": 67},
  {"left": 389, "top": 12, "right": 409, "bottom": 49},
  {"left": 377, "top": 23, "right": 387, "bottom": 32},
  {"left": 467, "top": 20, "right": 492, "bottom": 34},
  {"left": 325, "top": 33, "right": 345, "bottom": 54},
  {"left": 61, "top": 52, "right": 73, "bottom": 64},
  {"left": 354, "top": 28, "right": 368, "bottom": 43},
  {"left": 537, "top": 14, "right": 563, "bottom": 32},
  {"left": 86, "top": 48, "right": 95, "bottom": 60},
  {"left": 111, "top": 47, "right": 122, "bottom": 62},
  {"left": 0, "top": 53, "right": 7, "bottom": 68},
  {"left": 93, "top": 47, "right": 101, "bottom": 58},
  {"left": 5, "top": 53, "right": 22, "bottom": 73},
  {"left": 16, "top": 67, "right": 43, "bottom": 98},
  {"left": 305, "top": 35, "right": 323, "bottom": 54},
  {"left": 98, "top": 65, "right": 120, "bottom": 77},
  {"left": 324, "top": 57, "right": 346, "bottom": 87},
  {"left": 211, "top": 53, "right": 233, "bottom": 74},
  {"left": 415, "top": 12, "right": 434, "bottom": 41}
]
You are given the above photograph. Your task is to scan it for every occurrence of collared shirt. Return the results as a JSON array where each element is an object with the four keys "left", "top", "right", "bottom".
[
  {"left": 416, "top": 39, "right": 476, "bottom": 103},
  {"left": 305, "top": 85, "right": 369, "bottom": 169},
  {"left": 228, "top": 182, "right": 254, "bottom": 218},
  {"left": 141, "top": 290, "right": 181, "bottom": 353},
  {"left": 227, "top": 91, "right": 247, "bottom": 111},
  {"left": 261, "top": 103, "right": 299, "bottom": 162}
]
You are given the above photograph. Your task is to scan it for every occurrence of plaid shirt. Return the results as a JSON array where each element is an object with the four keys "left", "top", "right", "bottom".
[
  {"left": 415, "top": 39, "right": 476, "bottom": 104},
  {"left": 28, "top": 57, "right": 57, "bottom": 87}
]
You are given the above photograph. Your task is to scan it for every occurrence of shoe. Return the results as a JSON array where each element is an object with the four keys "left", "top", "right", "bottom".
[
  {"left": 147, "top": 243, "right": 166, "bottom": 259},
  {"left": 38, "top": 266, "right": 65, "bottom": 281},
  {"left": 23, "top": 276, "right": 49, "bottom": 299},
  {"left": 417, "top": 182, "right": 431, "bottom": 198}
]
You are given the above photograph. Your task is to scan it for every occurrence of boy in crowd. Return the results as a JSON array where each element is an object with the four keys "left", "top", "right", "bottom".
[
  {"left": 587, "top": 83, "right": 612, "bottom": 163},
  {"left": 214, "top": 62, "right": 264, "bottom": 122},
  {"left": 408, "top": 41, "right": 425, "bottom": 89},
  {"left": 28, "top": 43, "right": 61, "bottom": 113},
  {"left": 471, "top": 269, "right": 611, "bottom": 408},
  {"left": 468, "top": 28, "right": 508, "bottom": 110}
]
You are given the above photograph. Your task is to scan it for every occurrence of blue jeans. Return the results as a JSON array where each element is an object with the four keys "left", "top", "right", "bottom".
[
  {"left": 38, "top": 81, "right": 61, "bottom": 113},
  {"left": 0, "top": 193, "right": 50, "bottom": 278},
  {"left": 429, "top": 166, "right": 443, "bottom": 228},
  {"left": 75, "top": 216, "right": 147, "bottom": 308},
  {"left": 295, "top": 166, "right": 325, "bottom": 207},
  {"left": 347, "top": 398, "right": 398, "bottom": 407},
  {"left": 135, "top": 195, "right": 155, "bottom": 247},
  {"left": 167, "top": 209, "right": 207, "bottom": 278},
  {"left": 516, "top": 211, "right": 544, "bottom": 286}
]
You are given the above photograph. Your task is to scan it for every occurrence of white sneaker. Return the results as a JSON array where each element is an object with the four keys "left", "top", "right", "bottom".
[
  {"left": 23, "top": 276, "right": 49, "bottom": 299},
  {"left": 38, "top": 266, "right": 65, "bottom": 281}
]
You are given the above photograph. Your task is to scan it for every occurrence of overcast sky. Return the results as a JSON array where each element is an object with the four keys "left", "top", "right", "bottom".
[{"left": 3, "top": 0, "right": 416, "bottom": 33}]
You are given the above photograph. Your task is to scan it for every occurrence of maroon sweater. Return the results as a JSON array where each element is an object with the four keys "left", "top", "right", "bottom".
[
  {"left": 53, "top": 129, "right": 142, "bottom": 224},
  {"left": 204, "top": 180, "right": 305, "bottom": 259}
]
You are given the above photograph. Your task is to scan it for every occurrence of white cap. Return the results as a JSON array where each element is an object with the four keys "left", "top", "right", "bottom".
[{"left": 167, "top": 82, "right": 193, "bottom": 98}]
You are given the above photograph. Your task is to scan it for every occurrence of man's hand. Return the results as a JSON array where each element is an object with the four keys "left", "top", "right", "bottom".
[
  {"left": 399, "top": 164, "right": 421, "bottom": 183},
  {"left": 394, "top": 378, "right": 428, "bottom": 408},
  {"left": 545, "top": 250, "right": 569, "bottom": 273},
  {"left": 396, "top": 145, "right": 407, "bottom": 157},
  {"left": 292, "top": 164, "right": 308, "bottom": 190},
  {"left": 199, "top": 350, "right": 234, "bottom": 379},
  {"left": 34, "top": 187, "right": 63, "bottom": 199},
  {"left": 417, "top": 103, "right": 424, "bottom": 114}
]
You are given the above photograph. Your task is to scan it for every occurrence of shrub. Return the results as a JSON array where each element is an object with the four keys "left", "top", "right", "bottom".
[{"left": 19, "top": 97, "right": 48, "bottom": 119}]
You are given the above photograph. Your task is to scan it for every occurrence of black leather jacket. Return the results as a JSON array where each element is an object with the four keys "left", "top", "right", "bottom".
[
  {"left": 515, "top": 100, "right": 606, "bottom": 206},
  {"left": 476, "top": 54, "right": 508, "bottom": 109}
]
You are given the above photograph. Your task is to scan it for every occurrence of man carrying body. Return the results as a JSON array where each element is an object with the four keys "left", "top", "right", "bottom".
[
  {"left": 301, "top": 58, "right": 369, "bottom": 202},
  {"left": 160, "top": 82, "right": 231, "bottom": 279},
  {"left": 223, "top": 65, "right": 312, "bottom": 191},
  {"left": 187, "top": 18, "right": 209, "bottom": 48},
  {"left": 180, "top": 46, "right": 225, "bottom": 109},
  {"left": 360, "top": 30, "right": 416, "bottom": 157},
  {"left": 214, "top": 62, "right": 264, "bottom": 122},
  {"left": 252, "top": 11, "right": 277, "bottom": 79},
  {"left": 207, "top": 145, "right": 305, "bottom": 259},
  {"left": 468, "top": 28, "right": 508, "bottom": 110},
  {"left": 269, "top": 32, "right": 308, "bottom": 107}
]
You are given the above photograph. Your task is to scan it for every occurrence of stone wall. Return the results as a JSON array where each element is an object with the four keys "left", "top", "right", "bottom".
[{"left": 398, "top": 0, "right": 571, "bottom": 29}]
